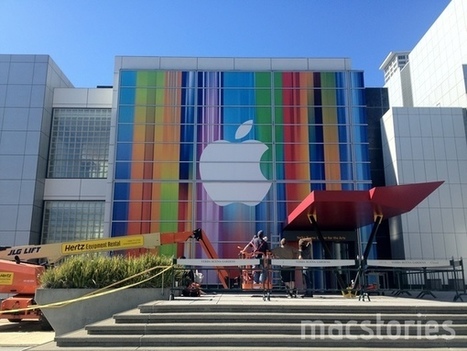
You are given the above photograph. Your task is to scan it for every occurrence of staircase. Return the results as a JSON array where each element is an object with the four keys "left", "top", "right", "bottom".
[{"left": 31, "top": 294, "right": 467, "bottom": 350}]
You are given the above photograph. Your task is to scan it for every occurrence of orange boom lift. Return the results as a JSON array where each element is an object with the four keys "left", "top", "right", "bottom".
[{"left": 0, "top": 229, "right": 227, "bottom": 323}]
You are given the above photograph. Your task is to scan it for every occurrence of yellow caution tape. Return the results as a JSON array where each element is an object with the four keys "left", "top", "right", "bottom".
[{"left": 0, "top": 264, "right": 174, "bottom": 315}]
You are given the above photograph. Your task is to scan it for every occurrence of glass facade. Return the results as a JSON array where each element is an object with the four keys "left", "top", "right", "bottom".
[
  {"left": 48, "top": 108, "right": 111, "bottom": 179},
  {"left": 41, "top": 201, "right": 105, "bottom": 244},
  {"left": 112, "top": 70, "right": 371, "bottom": 258}
]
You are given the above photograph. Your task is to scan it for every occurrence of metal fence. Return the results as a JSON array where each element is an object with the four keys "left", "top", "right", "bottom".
[{"left": 170, "top": 258, "right": 467, "bottom": 302}]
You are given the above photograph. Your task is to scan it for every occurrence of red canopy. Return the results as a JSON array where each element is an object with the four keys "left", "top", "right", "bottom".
[{"left": 285, "top": 181, "right": 444, "bottom": 231}]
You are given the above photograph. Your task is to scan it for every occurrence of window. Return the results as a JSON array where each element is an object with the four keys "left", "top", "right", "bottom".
[
  {"left": 47, "top": 109, "right": 111, "bottom": 178},
  {"left": 41, "top": 201, "right": 105, "bottom": 244}
]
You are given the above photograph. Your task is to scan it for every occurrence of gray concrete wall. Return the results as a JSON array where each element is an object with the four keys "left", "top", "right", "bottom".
[{"left": 35, "top": 288, "right": 167, "bottom": 336}]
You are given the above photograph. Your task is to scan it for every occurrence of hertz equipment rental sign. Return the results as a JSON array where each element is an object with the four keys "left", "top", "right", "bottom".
[
  {"left": 0, "top": 272, "right": 14, "bottom": 285},
  {"left": 61, "top": 236, "right": 145, "bottom": 255}
]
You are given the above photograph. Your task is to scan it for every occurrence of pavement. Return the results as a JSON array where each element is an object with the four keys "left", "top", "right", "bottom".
[
  {"left": 0, "top": 291, "right": 466, "bottom": 350},
  {"left": 0, "top": 319, "right": 54, "bottom": 350}
]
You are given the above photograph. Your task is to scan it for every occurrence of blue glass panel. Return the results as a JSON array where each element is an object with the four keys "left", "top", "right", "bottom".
[
  {"left": 352, "top": 107, "right": 366, "bottom": 124},
  {"left": 340, "top": 161, "right": 353, "bottom": 180},
  {"left": 223, "top": 72, "right": 255, "bottom": 88},
  {"left": 351, "top": 89, "right": 365, "bottom": 106},
  {"left": 353, "top": 125, "right": 368, "bottom": 143},
  {"left": 275, "top": 181, "right": 286, "bottom": 203},
  {"left": 338, "top": 124, "right": 348, "bottom": 143},
  {"left": 120, "top": 70, "right": 137, "bottom": 87},
  {"left": 311, "top": 161, "right": 325, "bottom": 181},
  {"left": 119, "top": 88, "right": 135, "bottom": 105},
  {"left": 355, "top": 181, "right": 372, "bottom": 190},
  {"left": 112, "top": 203, "right": 129, "bottom": 223},
  {"left": 355, "top": 162, "right": 371, "bottom": 181},
  {"left": 335, "top": 72, "right": 346, "bottom": 88},
  {"left": 116, "top": 143, "right": 132, "bottom": 161},
  {"left": 309, "top": 123, "right": 324, "bottom": 142},
  {"left": 115, "top": 162, "right": 131, "bottom": 179},
  {"left": 339, "top": 142, "right": 351, "bottom": 163},
  {"left": 350, "top": 72, "right": 364, "bottom": 88},
  {"left": 118, "top": 106, "right": 134, "bottom": 123},
  {"left": 336, "top": 107, "right": 347, "bottom": 125},
  {"left": 311, "top": 182, "right": 325, "bottom": 190},
  {"left": 336, "top": 88, "right": 347, "bottom": 106},
  {"left": 112, "top": 222, "right": 128, "bottom": 237},
  {"left": 310, "top": 143, "right": 324, "bottom": 162},
  {"left": 113, "top": 183, "right": 130, "bottom": 201},
  {"left": 117, "top": 124, "right": 133, "bottom": 142},
  {"left": 313, "top": 107, "right": 323, "bottom": 126},
  {"left": 354, "top": 144, "right": 370, "bottom": 162},
  {"left": 180, "top": 119, "right": 194, "bottom": 180},
  {"left": 112, "top": 202, "right": 128, "bottom": 220},
  {"left": 221, "top": 74, "right": 256, "bottom": 140},
  {"left": 310, "top": 144, "right": 325, "bottom": 162}
]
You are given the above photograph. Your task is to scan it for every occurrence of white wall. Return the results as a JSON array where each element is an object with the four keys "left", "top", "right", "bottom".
[
  {"left": 409, "top": 0, "right": 467, "bottom": 108},
  {"left": 114, "top": 56, "right": 353, "bottom": 72},
  {"left": 383, "top": 61, "right": 413, "bottom": 108},
  {"left": 385, "top": 70, "right": 404, "bottom": 107},
  {"left": 53, "top": 88, "right": 112, "bottom": 108},
  {"left": 381, "top": 107, "right": 467, "bottom": 259}
]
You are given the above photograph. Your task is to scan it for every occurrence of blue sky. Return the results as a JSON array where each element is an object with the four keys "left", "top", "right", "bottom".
[{"left": 1, "top": 0, "right": 451, "bottom": 88}]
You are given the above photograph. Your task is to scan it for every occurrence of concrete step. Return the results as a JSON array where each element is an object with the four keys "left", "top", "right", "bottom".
[
  {"left": 85, "top": 321, "right": 467, "bottom": 336},
  {"left": 27, "top": 295, "right": 467, "bottom": 350},
  {"left": 112, "top": 311, "right": 467, "bottom": 324},
  {"left": 53, "top": 331, "right": 467, "bottom": 348},
  {"left": 138, "top": 301, "right": 467, "bottom": 315},
  {"left": 28, "top": 345, "right": 467, "bottom": 351}
]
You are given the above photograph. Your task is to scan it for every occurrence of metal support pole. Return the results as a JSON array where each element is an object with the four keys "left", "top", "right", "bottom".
[
  {"left": 453, "top": 258, "right": 467, "bottom": 302},
  {"left": 307, "top": 214, "right": 348, "bottom": 292},
  {"left": 355, "top": 215, "right": 383, "bottom": 301},
  {"left": 362, "top": 215, "right": 383, "bottom": 261}
]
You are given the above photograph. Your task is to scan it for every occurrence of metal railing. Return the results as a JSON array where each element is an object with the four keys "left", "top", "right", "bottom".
[{"left": 170, "top": 257, "right": 467, "bottom": 302}]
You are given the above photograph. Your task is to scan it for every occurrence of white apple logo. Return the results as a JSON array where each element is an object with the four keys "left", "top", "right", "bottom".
[{"left": 199, "top": 120, "right": 272, "bottom": 206}]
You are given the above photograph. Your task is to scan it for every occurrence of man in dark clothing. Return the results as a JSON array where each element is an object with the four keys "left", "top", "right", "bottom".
[
  {"left": 243, "top": 230, "right": 268, "bottom": 257},
  {"left": 242, "top": 230, "right": 269, "bottom": 283},
  {"left": 299, "top": 237, "right": 314, "bottom": 298},
  {"left": 255, "top": 231, "right": 269, "bottom": 283},
  {"left": 255, "top": 230, "right": 269, "bottom": 257}
]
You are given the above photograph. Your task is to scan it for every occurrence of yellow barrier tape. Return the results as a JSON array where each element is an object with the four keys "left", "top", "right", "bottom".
[
  {"left": 0, "top": 264, "right": 174, "bottom": 315},
  {"left": 78, "top": 264, "right": 172, "bottom": 299}
]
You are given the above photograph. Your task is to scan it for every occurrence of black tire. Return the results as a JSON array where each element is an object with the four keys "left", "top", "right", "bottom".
[{"left": 39, "top": 314, "right": 53, "bottom": 331}]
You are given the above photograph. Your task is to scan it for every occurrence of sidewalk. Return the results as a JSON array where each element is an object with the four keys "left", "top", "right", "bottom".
[{"left": 0, "top": 319, "right": 54, "bottom": 350}]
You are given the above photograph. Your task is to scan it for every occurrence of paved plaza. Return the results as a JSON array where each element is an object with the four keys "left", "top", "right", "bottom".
[{"left": 0, "top": 292, "right": 466, "bottom": 350}]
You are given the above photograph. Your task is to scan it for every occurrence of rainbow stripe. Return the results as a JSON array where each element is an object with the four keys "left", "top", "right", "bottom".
[{"left": 113, "top": 70, "right": 369, "bottom": 257}]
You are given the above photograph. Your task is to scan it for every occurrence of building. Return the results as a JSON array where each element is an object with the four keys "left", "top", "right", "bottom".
[
  {"left": 1, "top": 55, "right": 388, "bottom": 263},
  {"left": 2, "top": 1, "right": 465, "bottom": 269},
  {"left": 379, "top": 52, "right": 412, "bottom": 107},
  {"left": 0, "top": 55, "right": 74, "bottom": 246},
  {"left": 380, "top": 0, "right": 467, "bottom": 260}
]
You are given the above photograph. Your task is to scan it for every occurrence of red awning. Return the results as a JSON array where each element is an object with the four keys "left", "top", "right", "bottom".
[{"left": 285, "top": 181, "right": 444, "bottom": 231}]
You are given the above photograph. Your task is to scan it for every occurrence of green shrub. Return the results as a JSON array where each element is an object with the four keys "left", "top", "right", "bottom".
[{"left": 39, "top": 253, "right": 179, "bottom": 289}]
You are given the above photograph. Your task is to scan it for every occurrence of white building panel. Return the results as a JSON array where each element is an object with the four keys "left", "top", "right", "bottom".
[
  {"left": 53, "top": 88, "right": 112, "bottom": 108},
  {"left": 382, "top": 107, "right": 467, "bottom": 260},
  {"left": 409, "top": 0, "right": 467, "bottom": 107}
]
